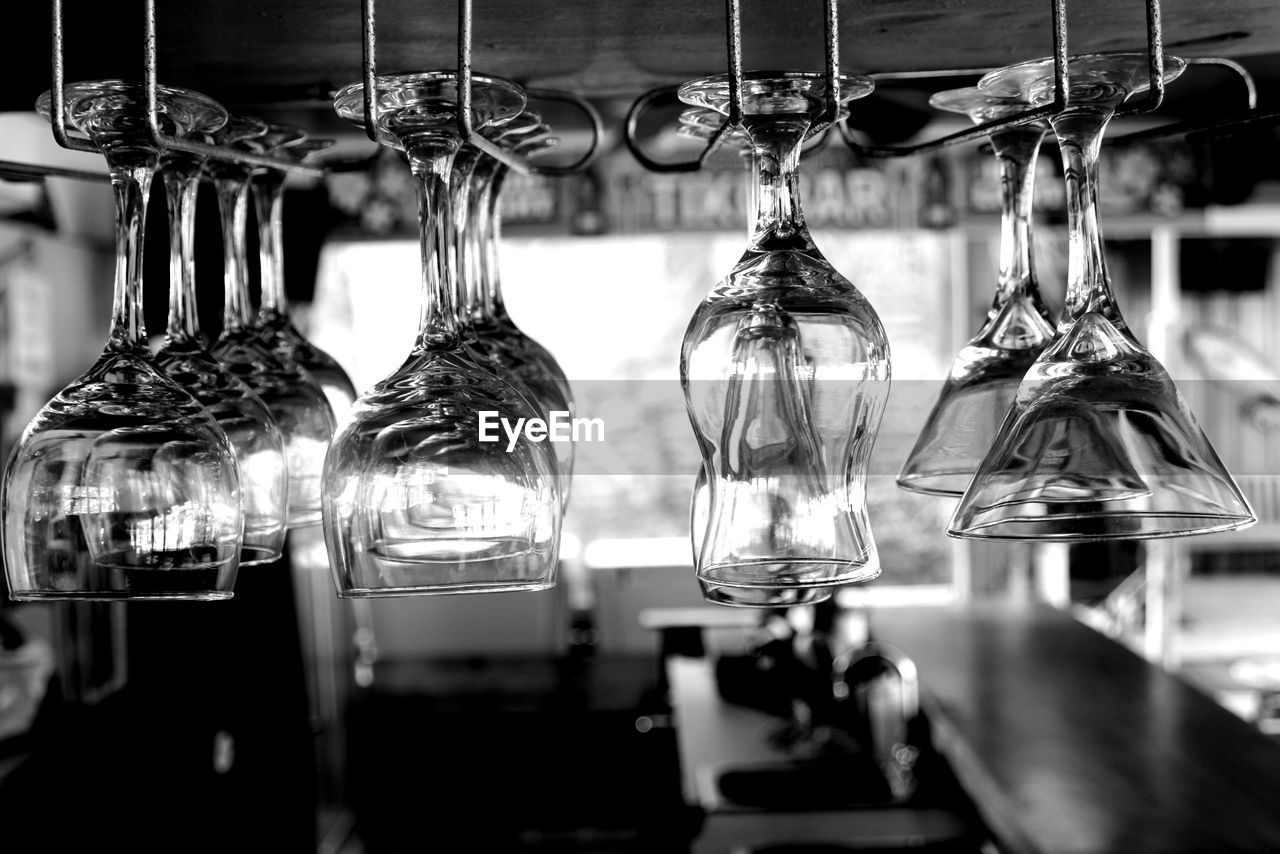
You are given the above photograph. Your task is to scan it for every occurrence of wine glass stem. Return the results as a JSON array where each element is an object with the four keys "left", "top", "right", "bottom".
[
  {"left": 481, "top": 162, "right": 508, "bottom": 323},
  {"left": 254, "top": 171, "right": 288, "bottom": 318},
  {"left": 215, "top": 175, "right": 255, "bottom": 333},
  {"left": 450, "top": 152, "right": 480, "bottom": 326},
  {"left": 162, "top": 165, "right": 203, "bottom": 344},
  {"left": 990, "top": 125, "right": 1046, "bottom": 307},
  {"left": 745, "top": 117, "right": 815, "bottom": 254},
  {"left": 106, "top": 157, "right": 156, "bottom": 353},
  {"left": 409, "top": 144, "right": 462, "bottom": 351},
  {"left": 1052, "top": 106, "right": 1125, "bottom": 330}
]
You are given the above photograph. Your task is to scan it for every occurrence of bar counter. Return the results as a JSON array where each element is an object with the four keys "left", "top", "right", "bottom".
[{"left": 871, "top": 604, "right": 1280, "bottom": 854}]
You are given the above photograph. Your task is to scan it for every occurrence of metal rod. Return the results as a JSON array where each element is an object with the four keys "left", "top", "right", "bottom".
[
  {"left": 821, "top": 0, "right": 840, "bottom": 127},
  {"left": 0, "top": 159, "right": 107, "bottom": 183},
  {"left": 49, "top": 0, "right": 99, "bottom": 154},
  {"left": 1051, "top": 0, "right": 1069, "bottom": 109},
  {"left": 842, "top": 101, "right": 1060, "bottom": 157},
  {"left": 522, "top": 88, "right": 605, "bottom": 176},
  {"left": 1186, "top": 57, "right": 1257, "bottom": 111},
  {"left": 143, "top": 0, "right": 324, "bottom": 176},
  {"left": 1117, "top": 0, "right": 1165, "bottom": 116},
  {"left": 362, "top": 0, "right": 379, "bottom": 142},
  {"left": 457, "top": 0, "right": 474, "bottom": 141},
  {"left": 725, "top": 0, "right": 744, "bottom": 127}
]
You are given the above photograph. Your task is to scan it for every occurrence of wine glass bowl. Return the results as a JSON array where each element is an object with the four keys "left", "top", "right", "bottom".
[{"left": 5, "top": 81, "right": 243, "bottom": 600}]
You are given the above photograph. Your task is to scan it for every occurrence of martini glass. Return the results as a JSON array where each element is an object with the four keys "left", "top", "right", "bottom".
[
  {"left": 207, "top": 117, "right": 337, "bottom": 529},
  {"left": 4, "top": 81, "right": 243, "bottom": 600},
  {"left": 897, "top": 88, "right": 1059, "bottom": 496},
  {"left": 680, "top": 71, "right": 888, "bottom": 591},
  {"left": 465, "top": 114, "right": 576, "bottom": 508},
  {"left": 157, "top": 135, "right": 289, "bottom": 566},
  {"left": 252, "top": 132, "right": 359, "bottom": 425},
  {"left": 949, "top": 52, "right": 1255, "bottom": 541},
  {"left": 328, "top": 71, "right": 561, "bottom": 596}
]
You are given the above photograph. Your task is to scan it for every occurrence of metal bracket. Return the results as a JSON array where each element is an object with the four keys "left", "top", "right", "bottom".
[
  {"left": 623, "top": 0, "right": 843, "bottom": 174},
  {"left": 361, "top": 0, "right": 603, "bottom": 178},
  {"left": 623, "top": 0, "right": 1192, "bottom": 170},
  {"left": 49, "top": 0, "right": 325, "bottom": 177}
]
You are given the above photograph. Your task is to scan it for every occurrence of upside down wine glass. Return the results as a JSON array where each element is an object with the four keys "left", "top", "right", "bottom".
[
  {"left": 950, "top": 52, "right": 1255, "bottom": 541},
  {"left": 462, "top": 113, "right": 576, "bottom": 508},
  {"left": 4, "top": 81, "right": 243, "bottom": 600},
  {"left": 897, "top": 88, "right": 1058, "bottom": 496},
  {"left": 252, "top": 133, "right": 359, "bottom": 425},
  {"left": 679, "top": 103, "right": 833, "bottom": 609},
  {"left": 327, "top": 72, "right": 561, "bottom": 596},
  {"left": 680, "top": 72, "right": 889, "bottom": 591},
  {"left": 157, "top": 139, "right": 289, "bottom": 566},
  {"left": 208, "top": 117, "right": 337, "bottom": 529}
]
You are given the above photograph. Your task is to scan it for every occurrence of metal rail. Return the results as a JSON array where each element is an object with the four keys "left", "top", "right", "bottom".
[
  {"left": 623, "top": 0, "right": 1211, "bottom": 170},
  {"left": 48, "top": 0, "right": 325, "bottom": 176},
  {"left": 360, "top": 0, "right": 604, "bottom": 177}
]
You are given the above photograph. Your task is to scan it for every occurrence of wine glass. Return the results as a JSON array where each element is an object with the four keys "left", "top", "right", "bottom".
[
  {"left": 207, "top": 117, "right": 337, "bottom": 529},
  {"left": 251, "top": 132, "right": 359, "bottom": 425},
  {"left": 680, "top": 71, "right": 888, "bottom": 591},
  {"left": 4, "top": 81, "right": 243, "bottom": 600},
  {"left": 327, "top": 71, "right": 562, "bottom": 596},
  {"left": 897, "top": 88, "right": 1058, "bottom": 496},
  {"left": 949, "top": 52, "right": 1255, "bottom": 541},
  {"left": 677, "top": 104, "right": 834, "bottom": 608},
  {"left": 462, "top": 113, "right": 576, "bottom": 508},
  {"left": 156, "top": 134, "right": 289, "bottom": 566}
]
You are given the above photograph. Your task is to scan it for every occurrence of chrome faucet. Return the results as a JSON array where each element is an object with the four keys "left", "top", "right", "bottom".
[{"left": 832, "top": 641, "right": 920, "bottom": 800}]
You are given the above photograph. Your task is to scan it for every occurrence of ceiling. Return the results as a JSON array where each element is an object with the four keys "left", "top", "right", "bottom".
[{"left": 2, "top": 1, "right": 1279, "bottom": 147}]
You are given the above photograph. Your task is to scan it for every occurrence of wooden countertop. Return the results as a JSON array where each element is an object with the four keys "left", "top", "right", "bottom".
[{"left": 871, "top": 604, "right": 1280, "bottom": 854}]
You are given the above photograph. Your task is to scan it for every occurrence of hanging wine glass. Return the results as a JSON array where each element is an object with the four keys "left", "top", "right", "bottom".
[
  {"left": 208, "top": 116, "right": 337, "bottom": 529},
  {"left": 678, "top": 104, "right": 832, "bottom": 609},
  {"left": 898, "top": 88, "right": 1059, "bottom": 497},
  {"left": 4, "top": 81, "right": 243, "bottom": 600},
  {"left": 463, "top": 113, "right": 576, "bottom": 507},
  {"left": 327, "top": 71, "right": 562, "bottom": 596},
  {"left": 251, "top": 132, "right": 359, "bottom": 425},
  {"left": 680, "top": 71, "right": 888, "bottom": 591},
  {"left": 156, "top": 134, "right": 289, "bottom": 566},
  {"left": 949, "top": 52, "right": 1255, "bottom": 541}
]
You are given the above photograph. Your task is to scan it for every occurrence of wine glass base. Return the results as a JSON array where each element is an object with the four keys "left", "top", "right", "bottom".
[
  {"left": 698, "top": 582, "right": 835, "bottom": 608},
  {"left": 10, "top": 590, "right": 234, "bottom": 602},
  {"left": 948, "top": 511, "right": 1256, "bottom": 542},
  {"left": 239, "top": 544, "right": 285, "bottom": 567},
  {"left": 895, "top": 472, "right": 974, "bottom": 498},
  {"left": 337, "top": 580, "right": 556, "bottom": 598},
  {"left": 698, "top": 557, "right": 879, "bottom": 588}
]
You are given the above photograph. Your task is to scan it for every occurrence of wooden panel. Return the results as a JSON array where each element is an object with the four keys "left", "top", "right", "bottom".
[{"left": 3, "top": 0, "right": 1280, "bottom": 111}]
